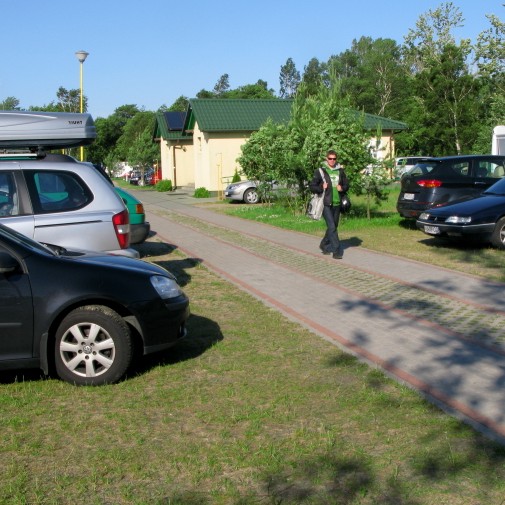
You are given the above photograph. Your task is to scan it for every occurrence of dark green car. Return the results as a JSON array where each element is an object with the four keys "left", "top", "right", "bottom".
[{"left": 114, "top": 187, "right": 150, "bottom": 244}]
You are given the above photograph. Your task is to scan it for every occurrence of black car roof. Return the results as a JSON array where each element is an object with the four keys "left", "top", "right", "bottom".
[{"left": 429, "top": 155, "right": 505, "bottom": 161}]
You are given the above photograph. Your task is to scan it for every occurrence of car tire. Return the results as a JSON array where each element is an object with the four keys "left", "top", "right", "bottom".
[
  {"left": 243, "top": 188, "right": 259, "bottom": 204},
  {"left": 54, "top": 305, "right": 133, "bottom": 386},
  {"left": 491, "top": 217, "right": 505, "bottom": 249}
]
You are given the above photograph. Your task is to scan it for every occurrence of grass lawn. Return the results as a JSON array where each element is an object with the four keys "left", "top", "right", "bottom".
[{"left": 2, "top": 235, "right": 505, "bottom": 504}]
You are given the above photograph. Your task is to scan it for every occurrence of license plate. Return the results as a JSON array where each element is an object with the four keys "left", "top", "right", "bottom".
[
  {"left": 403, "top": 193, "right": 415, "bottom": 200},
  {"left": 424, "top": 225, "right": 440, "bottom": 235}
]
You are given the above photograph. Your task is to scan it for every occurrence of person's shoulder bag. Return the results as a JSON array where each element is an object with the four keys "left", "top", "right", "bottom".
[{"left": 306, "top": 168, "right": 326, "bottom": 220}]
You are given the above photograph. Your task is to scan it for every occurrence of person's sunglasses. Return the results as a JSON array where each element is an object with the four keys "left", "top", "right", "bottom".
[{"left": 327, "top": 157, "right": 337, "bottom": 160}]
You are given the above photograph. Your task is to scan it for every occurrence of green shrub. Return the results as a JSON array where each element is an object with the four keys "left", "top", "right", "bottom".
[
  {"left": 155, "top": 179, "right": 173, "bottom": 192},
  {"left": 193, "top": 187, "right": 211, "bottom": 198},
  {"left": 231, "top": 169, "right": 241, "bottom": 183}
]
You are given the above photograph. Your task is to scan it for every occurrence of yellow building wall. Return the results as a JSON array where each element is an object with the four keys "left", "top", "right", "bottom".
[
  {"left": 159, "top": 138, "right": 194, "bottom": 188},
  {"left": 193, "top": 122, "right": 249, "bottom": 193}
]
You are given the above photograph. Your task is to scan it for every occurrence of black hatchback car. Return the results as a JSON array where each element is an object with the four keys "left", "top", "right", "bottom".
[
  {"left": 397, "top": 155, "right": 505, "bottom": 218},
  {"left": 0, "top": 223, "right": 189, "bottom": 386}
]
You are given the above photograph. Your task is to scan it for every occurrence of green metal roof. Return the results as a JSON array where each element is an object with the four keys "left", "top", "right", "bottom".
[
  {"left": 155, "top": 99, "right": 407, "bottom": 139},
  {"left": 349, "top": 110, "right": 408, "bottom": 131},
  {"left": 186, "top": 99, "right": 293, "bottom": 132}
]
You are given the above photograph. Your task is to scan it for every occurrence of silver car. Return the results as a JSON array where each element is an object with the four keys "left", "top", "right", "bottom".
[
  {"left": 224, "top": 180, "right": 285, "bottom": 204},
  {"left": 224, "top": 180, "right": 260, "bottom": 203},
  {"left": 0, "top": 153, "right": 138, "bottom": 257},
  {"left": 0, "top": 110, "right": 138, "bottom": 257}
]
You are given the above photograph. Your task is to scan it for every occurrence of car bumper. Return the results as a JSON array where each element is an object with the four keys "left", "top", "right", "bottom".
[
  {"left": 397, "top": 202, "right": 427, "bottom": 218},
  {"left": 130, "top": 296, "right": 190, "bottom": 354},
  {"left": 416, "top": 220, "right": 495, "bottom": 236},
  {"left": 224, "top": 190, "right": 245, "bottom": 201},
  {"left": 130, "top": 222, "right": 150, "bottom": 244}
]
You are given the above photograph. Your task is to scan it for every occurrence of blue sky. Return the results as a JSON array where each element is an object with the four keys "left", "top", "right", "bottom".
[{"left": 1, "top": 0, "right": 502, "bottom": 119}]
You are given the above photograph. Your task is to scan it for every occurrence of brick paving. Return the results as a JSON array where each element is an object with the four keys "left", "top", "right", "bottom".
[{"left": 138, "top": 190, "right": 505, "bottom": 443}]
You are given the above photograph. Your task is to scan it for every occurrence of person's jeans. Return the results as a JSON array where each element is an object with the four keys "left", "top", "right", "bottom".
[{"left": 320, "top": 205, "right": 341, "bottom": 253}]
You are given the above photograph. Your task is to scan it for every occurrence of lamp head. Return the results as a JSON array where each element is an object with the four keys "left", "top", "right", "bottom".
[{"left": 75, "top": 50, "right": 89, "bottom": 63}]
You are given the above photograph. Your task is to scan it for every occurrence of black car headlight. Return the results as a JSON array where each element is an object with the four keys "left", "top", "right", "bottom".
[{"left": 150, "top": 275, "right": 184, "bottom": 299}]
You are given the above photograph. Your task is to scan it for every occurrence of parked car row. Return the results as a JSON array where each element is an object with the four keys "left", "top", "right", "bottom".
[
  {"left": 129, "top": 168, "right": 155, "bottom": 186},
  {"left": 0, "top": 111, "right": 189, "bottom": 386},
  {"left": 395, "top": 154, "right": 505, "bottom": 249}
]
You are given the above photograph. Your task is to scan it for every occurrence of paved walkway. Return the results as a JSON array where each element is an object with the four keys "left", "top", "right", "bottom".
[{"left": 137, "top": 189, "right": 505, "bottom": 443}]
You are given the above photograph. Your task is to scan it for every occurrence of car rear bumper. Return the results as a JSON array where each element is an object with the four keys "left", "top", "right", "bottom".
[{"left": 130, "top": 222, "right": 150, "bottom": 244}]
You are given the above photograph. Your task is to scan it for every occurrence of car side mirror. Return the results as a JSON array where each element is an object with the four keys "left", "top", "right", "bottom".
[{"left": 0, "top": 251, "right": 19, "bottom": 274}]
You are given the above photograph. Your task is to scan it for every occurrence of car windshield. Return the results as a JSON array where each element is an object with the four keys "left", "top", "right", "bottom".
[
  {"left": 483, "top": 177, "right": 505, "bottom": 196},
  {"left": 0, "top": 223, "right": 55, "bottom": 255}
]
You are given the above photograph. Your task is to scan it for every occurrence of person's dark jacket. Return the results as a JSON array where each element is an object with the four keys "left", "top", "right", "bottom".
[{"left": 309, "top": 167, "right": 349, "bottom": 207}]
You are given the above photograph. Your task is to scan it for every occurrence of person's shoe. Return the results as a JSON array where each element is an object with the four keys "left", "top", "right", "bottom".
[
  {"left": 322, "top": 250, "right": 331, "bottom": 255},
  {"left": 319, "top": 245, "right": 330, "bottom": 254},
  {"left": 333, "top": 251, "right": 343, "bottom": 259}
]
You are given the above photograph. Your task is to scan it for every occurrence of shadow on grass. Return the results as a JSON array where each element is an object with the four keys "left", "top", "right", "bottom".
[
  {"left": 134, "top": 313, "right": 223, "bottom": 376},
  {"left": 134, "top": 239, "right": 202, "bottom": 287},
  {"left": 0, "top": 368, "right": 47, "bottom": 384}
]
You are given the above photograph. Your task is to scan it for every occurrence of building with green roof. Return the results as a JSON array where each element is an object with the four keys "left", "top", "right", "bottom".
[{"left": 153, "top": 99, "right": 407, "bottom": 194}]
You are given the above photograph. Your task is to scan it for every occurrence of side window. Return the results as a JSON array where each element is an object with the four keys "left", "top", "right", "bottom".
[
  {"left": 486, "top": 162, "right": 505, "bottom": 179},
  {"left": 0, "top": 172, "right": 19, "bottom": 217},
  {"left": 30, "top": 172, "right": 92, "bottom": 213},
  {"left": 451, "top": 162, "right": 470, "bottom": 177}
]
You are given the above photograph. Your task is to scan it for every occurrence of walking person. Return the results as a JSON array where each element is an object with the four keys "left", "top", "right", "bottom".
[{"left": 309, "top": 150, "right": 349, "bottom": 259}]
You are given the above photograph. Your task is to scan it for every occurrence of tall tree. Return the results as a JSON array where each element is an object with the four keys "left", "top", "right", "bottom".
[
  {"left": 406, "top": 44, "right": 478, "bottom": 155},
  {"left": 279, "top": 58, "right": 301, "bottom": 98},
  {"left": 86, "top": 105, "right": 141, "bottom": 165},
  {"left": 0, "top": 96, "right": 20, "bottom": 110},
  {"left": 225, "top": 81, "right": 275, "bottom": 99},
  {"left": 115, "top": 111, "right": 155, "bottom": 161},
  {"left": 403, "top": 1, "right": 469, "bottom": 73},
  {"left": 328, "top": 37, "right": 405, "bottom": 117},
  {"left": 55, "top": 87, "right": 84, "bottom": 112},
  {"left": 213, "top": 73, "right": 230, "bottom": 96},
  {"left": 167, "top": 96, "right": 189, "bottom": 111},
  {"left": 475, "top": 12, "right": 505, "bottom": 127},
  {"left": 396, "top": 2, "right": 477, "bottom": 155},
  {"left": 301, "top": 58, "right": 326, "bottom": 97}
]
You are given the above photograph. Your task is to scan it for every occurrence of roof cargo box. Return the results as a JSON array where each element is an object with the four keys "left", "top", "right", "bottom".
[{"left": 0, "top": 111, "right": 96, "bottom": 149}]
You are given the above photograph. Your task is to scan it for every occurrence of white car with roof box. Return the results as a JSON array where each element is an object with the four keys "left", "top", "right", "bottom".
[{"left": 0, "top": 111, "right": 138, "bottom": 257}]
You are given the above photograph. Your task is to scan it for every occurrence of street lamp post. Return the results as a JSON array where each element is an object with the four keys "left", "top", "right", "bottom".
[{"left": 75, "top": 50, "right": 89, "bottom": 161}]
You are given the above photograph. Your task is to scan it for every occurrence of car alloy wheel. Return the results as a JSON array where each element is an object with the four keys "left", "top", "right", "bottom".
[
  {"left": 54, "top": 305, "right": 133, "bottom": 386},
  {"left": 243, "top": 188, "right": 259, "bottom": 204}
]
